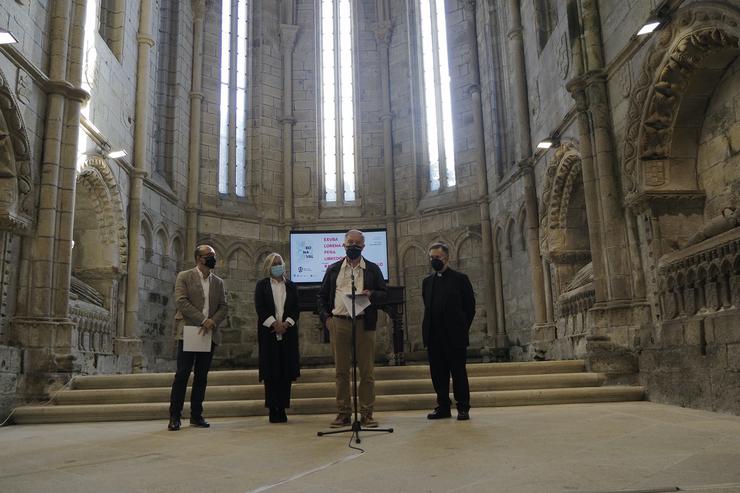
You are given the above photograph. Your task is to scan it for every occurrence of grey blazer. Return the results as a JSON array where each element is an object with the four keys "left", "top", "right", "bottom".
[{"left": 174, "top": 267, "right": 228, "bottom": 345}]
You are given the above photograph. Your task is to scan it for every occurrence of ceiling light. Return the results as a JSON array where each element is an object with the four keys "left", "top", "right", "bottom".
[
  {"left": 0, "top": 28, "right": 18, "bottom": 45},
  {"left": 107, "top": 149, "right": 127, "bottom": 159}
]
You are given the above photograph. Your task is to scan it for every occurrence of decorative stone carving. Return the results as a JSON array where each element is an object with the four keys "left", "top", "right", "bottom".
[
  {"left": 618, "top": 61, "right": 632, "bottom": 99},
  {"left": 77, "top": 156, "right": 129, "bottom": 269},
  {"left": 539, "top": 142, "right": 583, "bottom": 255},
  {"left": 622, "top": 5, "right": 740, "bottom": 201},
  {"left": 0, "top": 68, "right": 35, "bottom": 234},
  {"left": 658, "top": 226, "right": 740, "bottom": 320},
  {"left": 15, "top": 69, "right": 31, "bottom": 106},
  {"left": 557, "top": 32, "right": 570, "bottom": 81}
]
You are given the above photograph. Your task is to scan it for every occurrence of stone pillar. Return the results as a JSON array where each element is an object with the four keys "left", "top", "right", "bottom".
[
  {"left": 506, "top": 0, "right": 553, "bottom": 340},
  {"left": 520, "top": 160, "right": 552, "bottom": 339},
  {"left": 186, "top": 0, "right": 206, "bottom": 254},
  {"left": 375, "top": 14, "right": 399, "bottom": 284},
  {"left": 493, "top": 248, "right": 507, "bottom": 347},
  {"left": 280, "top": 20, "right": 299, "bottom": 222},
  {"left": 465, "top": 0, "right": 497, "bottom": 340},
  {"left": 506, "top": 0, "right": 531, "bottom": 161},
  {"left": 11, "top": 0, "right": 87, "bottom": 400},
  {"left": 53, "top": 0, "right": 87, "bottom": 318},
  {"left": 122, "top": 0, "right": 154, "bottom": 358}
]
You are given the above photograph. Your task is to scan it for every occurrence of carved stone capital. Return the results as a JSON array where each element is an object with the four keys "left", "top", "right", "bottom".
[
  {"left": 463, "top": 0, "right": 476, "bottom": 12},
  {"left": 279, "top": 116, "right": 297, "bottom": 125},
  {"left": 279, "top": 24, "right": 300, "bottom": 52},
  {"left": 136, "top": 34, "right": 155, "bottom": 48},
  {"left": 192, "top": 0, "right": 205, "bottom": 20},
  {"left": 374, "top": 21, "right": 393, "bottom": 46}
]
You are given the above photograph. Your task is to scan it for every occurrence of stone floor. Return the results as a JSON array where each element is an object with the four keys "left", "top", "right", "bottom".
[{"left": 2, "top": 402, "right": 740, "bottom": 493}]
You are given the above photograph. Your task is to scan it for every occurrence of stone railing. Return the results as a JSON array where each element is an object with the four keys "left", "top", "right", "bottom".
[
  {"left": 658, "top": 227, "right": 740, "bottom": 320},
  {"left": 70, "top": 299, "right": 114, "bottom": 354}
]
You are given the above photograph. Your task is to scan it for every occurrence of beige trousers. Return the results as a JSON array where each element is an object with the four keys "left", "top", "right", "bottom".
[{"left": 328, "top": 316, "right": 376, "bottom": 415}]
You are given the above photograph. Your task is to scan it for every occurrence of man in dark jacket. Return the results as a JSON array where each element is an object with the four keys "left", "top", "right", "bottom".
[
  {"left": 318, "top": 229, "right": 387, "bottom": 428},
  {"left": 422, "top": 242, "right": 476, "bottom": 420}
]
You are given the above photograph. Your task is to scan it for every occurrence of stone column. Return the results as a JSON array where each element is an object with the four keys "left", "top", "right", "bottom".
[
  {"left": 506, "top": 0, "right": 552, "bottom": 339},
  {"left": 186, "top": 0, "right": 206, "bottom": 254},
  {"left": 279, "top": 20, "right": 299, "bottom": 222},
  {"left": 122, "top": 0, "right": 154, "bottom": 357},
  {"left": 493, "top": 247, "right": 507, "bottom": 346},
  {"left": 506, "top": 0, "right": 531, "bottom": 161},
  {"left": 53, "top": 0, "right": 88, "bottom": 318},
  {"left": 520, "top": 160, "right": 551, "bottom": 338},
  {"left": 11, "top": 0, "right": 86, "bottom": 399},
  {"left": 464, "top": 0, "right": 497, "bottom": 339},
  {"left": 375, "top": 14, "right": 399, "bottom": 284}
]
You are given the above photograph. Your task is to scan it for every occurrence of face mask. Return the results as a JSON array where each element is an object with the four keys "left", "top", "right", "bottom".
[
  {"left": 204, "top": 256, "right": 217, "bottom": 269},
  {"left": 346, "top": 245, "right": 363, "bottom": 260},
  {"left": 431, "top": 258, "right": 445, "bottom": 272},
  {"left": 270, "top": 264, "right": 285, "bottom": 277}
]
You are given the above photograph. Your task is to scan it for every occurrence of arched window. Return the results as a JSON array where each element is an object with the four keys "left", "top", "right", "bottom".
[
  {"left": 319, "top": 0, "right": 357, "bottom": 203},
  {"left": 219, "top": 0, "right": 249, "bottom": 197},
  {"left": 419, "top": 0, "right": 456, "bottom": 191}
]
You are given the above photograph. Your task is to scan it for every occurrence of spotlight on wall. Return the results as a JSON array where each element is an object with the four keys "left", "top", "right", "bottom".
[
  {"left": 637, "top": 21, "right": 661, "bottom": 36},
  {"left": 107, "top": 149, "right": 127, "bottom": 159},
  {"left": 537, "top": 137, "right": 560, "bottom": 150},
  {"left": 0, "top": 28, "right": 18, "bottom": 45}
]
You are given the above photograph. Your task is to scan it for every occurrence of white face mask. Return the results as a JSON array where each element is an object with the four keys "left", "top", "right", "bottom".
[{"left": 270, "top": 264, "right": 285, "bottom": 277}]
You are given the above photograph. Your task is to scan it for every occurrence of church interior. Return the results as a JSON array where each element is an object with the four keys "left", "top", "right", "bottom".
[{"left": 1, "top": 0, "right": 740, "bottom": 491}]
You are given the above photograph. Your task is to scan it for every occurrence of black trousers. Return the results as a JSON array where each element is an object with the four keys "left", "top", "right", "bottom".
[
  {"left": 169, "top": 340, "right": 215, "bottom": 419},
  {"left": 428, "top": 340, "right": 470, "bottom": 411},
  {"left": 264, "top": 379, "right": 292, "bottom": 409}
]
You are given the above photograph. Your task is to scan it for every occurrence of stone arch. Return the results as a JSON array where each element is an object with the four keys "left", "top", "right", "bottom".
[
  {"left": 140, "top": 214, "right": 155, "bottom": 261},
  {"left": 539, "top": 142, "right": 592, "bottom": 295},
  {"left": 623, "top": 3, "right": 740, "bottom": 201},
  {"left": 0, "top": 68, "right": 35, "bottom": 233},
  {"left": 504, "top": 218, "right": 515, "bottom": 258},
  {"left": 170, "top": 233, "right": 184, "bottom": 270},
  {"left": 517, "top": 204, "right": 528, "bottom": 252}
]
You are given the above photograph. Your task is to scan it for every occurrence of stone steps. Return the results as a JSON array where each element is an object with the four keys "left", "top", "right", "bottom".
[
  {"left": 11, "top": 360, "right": 645, "bottom": 424},
  {"left": 69, "top": 360, "right": 588, "bottom": 389},
  {"left": 54, "top": 373, "right": 606, "bottom": 405}
]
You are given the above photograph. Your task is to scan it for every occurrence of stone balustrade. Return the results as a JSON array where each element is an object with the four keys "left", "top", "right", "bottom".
[
  {"left": 70, "top": 300, "right": 114, "bottom": 354},
  {"left": 658, "top": 227, "right": 740, "bottom": 321}
]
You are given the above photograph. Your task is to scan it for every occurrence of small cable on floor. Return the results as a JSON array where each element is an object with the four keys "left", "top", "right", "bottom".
[{"left": 0, "top": 376, "right": 77, "bottom": 427}]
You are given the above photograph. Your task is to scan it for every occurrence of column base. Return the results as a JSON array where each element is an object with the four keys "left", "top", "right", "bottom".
[{"left": 533, "top": 323, "right": 557, "bottom": 342}]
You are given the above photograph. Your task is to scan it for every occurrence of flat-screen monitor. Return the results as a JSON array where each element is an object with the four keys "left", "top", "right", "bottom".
[{"left": 289, "top": 229, "right": 389, "bottom": 284}]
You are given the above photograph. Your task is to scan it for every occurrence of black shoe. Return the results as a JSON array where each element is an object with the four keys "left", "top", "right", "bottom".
[
  {"left": 189, "top": 416, "right": 210, "bottom": 428},
  {"left": 427, "top": 408, "right": 452, "bottom": 420},
  {"left": 167, "top": 417, "right": 181, "bottom": 431},
  {"left": 457, "top": 410, "right": 470, "bottom": 421},
  {"left": 278, "top": 408, "right": 288, "bottom": 423},
  {"left": 269, "top": 409, "right": 280, "bottom": 423}
]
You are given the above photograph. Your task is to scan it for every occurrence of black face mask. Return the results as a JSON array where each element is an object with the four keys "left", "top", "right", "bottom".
[
  {"left": 346, "top": 245, "right": 363, "bottom": 260},
  {"left": 431, "top": 258, "right": 445, "bottom": 272},
  {"left": 204, "top": 256, "right": 217, "bottom": 269}
]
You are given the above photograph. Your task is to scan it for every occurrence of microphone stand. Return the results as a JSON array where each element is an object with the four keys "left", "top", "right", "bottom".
[{"left": 318, "top": 268, "right": 393, "bottom": 443}]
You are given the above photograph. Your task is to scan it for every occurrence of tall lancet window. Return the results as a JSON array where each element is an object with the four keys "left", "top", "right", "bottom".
[
  {"left": 219, "top": 0, "right": 249, "bottom": 197},
  {"left": 320, "top": 0, "right": 357, "bottom": 203},
  {"left": 419, "top": 0, "right": 456, "bottom": 191}
]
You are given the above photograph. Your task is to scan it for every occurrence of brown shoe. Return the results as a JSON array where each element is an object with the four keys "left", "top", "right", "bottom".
[
  {"left": 330, "top": 413, "right": 351, "bottom": 428},
  {"left": 361, "top": 413, "right": 378, "bottom": 428}
]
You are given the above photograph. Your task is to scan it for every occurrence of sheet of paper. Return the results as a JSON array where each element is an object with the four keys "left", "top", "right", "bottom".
[
  {"left": 183, "top": 325, "right": 212, "bottom": 352},
  {"left": 341, "top": 293, "right": 371, "bottom": 317}
]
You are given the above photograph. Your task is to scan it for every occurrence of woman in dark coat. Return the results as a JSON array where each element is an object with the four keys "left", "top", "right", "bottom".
[{"left": 254, "top": 253, "right": 300, "bottom": 423}]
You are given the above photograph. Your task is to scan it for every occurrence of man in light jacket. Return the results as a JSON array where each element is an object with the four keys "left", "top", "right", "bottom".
[{"left": 168, "top": 244, "right": 228, "bottom": 431}]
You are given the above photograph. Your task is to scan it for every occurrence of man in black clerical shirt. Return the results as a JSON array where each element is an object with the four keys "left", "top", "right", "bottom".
[{"left": 421, "top": 242, "right": 476, "bottom": 420}]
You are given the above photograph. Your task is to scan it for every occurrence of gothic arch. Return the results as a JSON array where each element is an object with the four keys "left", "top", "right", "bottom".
[
  {"left": 622, "top": 2, "right": 740, "bottom": 202},
  {"left": 0, "top": 68, "right": 35, "bottom": 233},
  {"left": 453, "top": 230, "right": 483, "bottom": 259}
]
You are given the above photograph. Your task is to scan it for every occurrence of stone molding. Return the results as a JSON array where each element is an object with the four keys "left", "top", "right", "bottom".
[
  {"left": 622, "top": 3, "right": 740, "bottom": 201},
  {"left": 539, "top": 142, "right": 583, "bottom": 257},
  {"left": 0, "top": 68, "right": 35, "bottom": 235},
  {"left": 77, "top": 156, "right": 129, "bottom": 271}
]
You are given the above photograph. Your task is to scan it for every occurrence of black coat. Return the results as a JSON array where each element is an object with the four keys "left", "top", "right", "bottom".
[
  {"left": 422, "top": 268, "right": 476, "bottom": 348},
  {"left": 254, "top": 277, "right": 301, "bottom": 382},
  {"left": 317, "top": 257, "right": 387, "bottom": 330}
]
